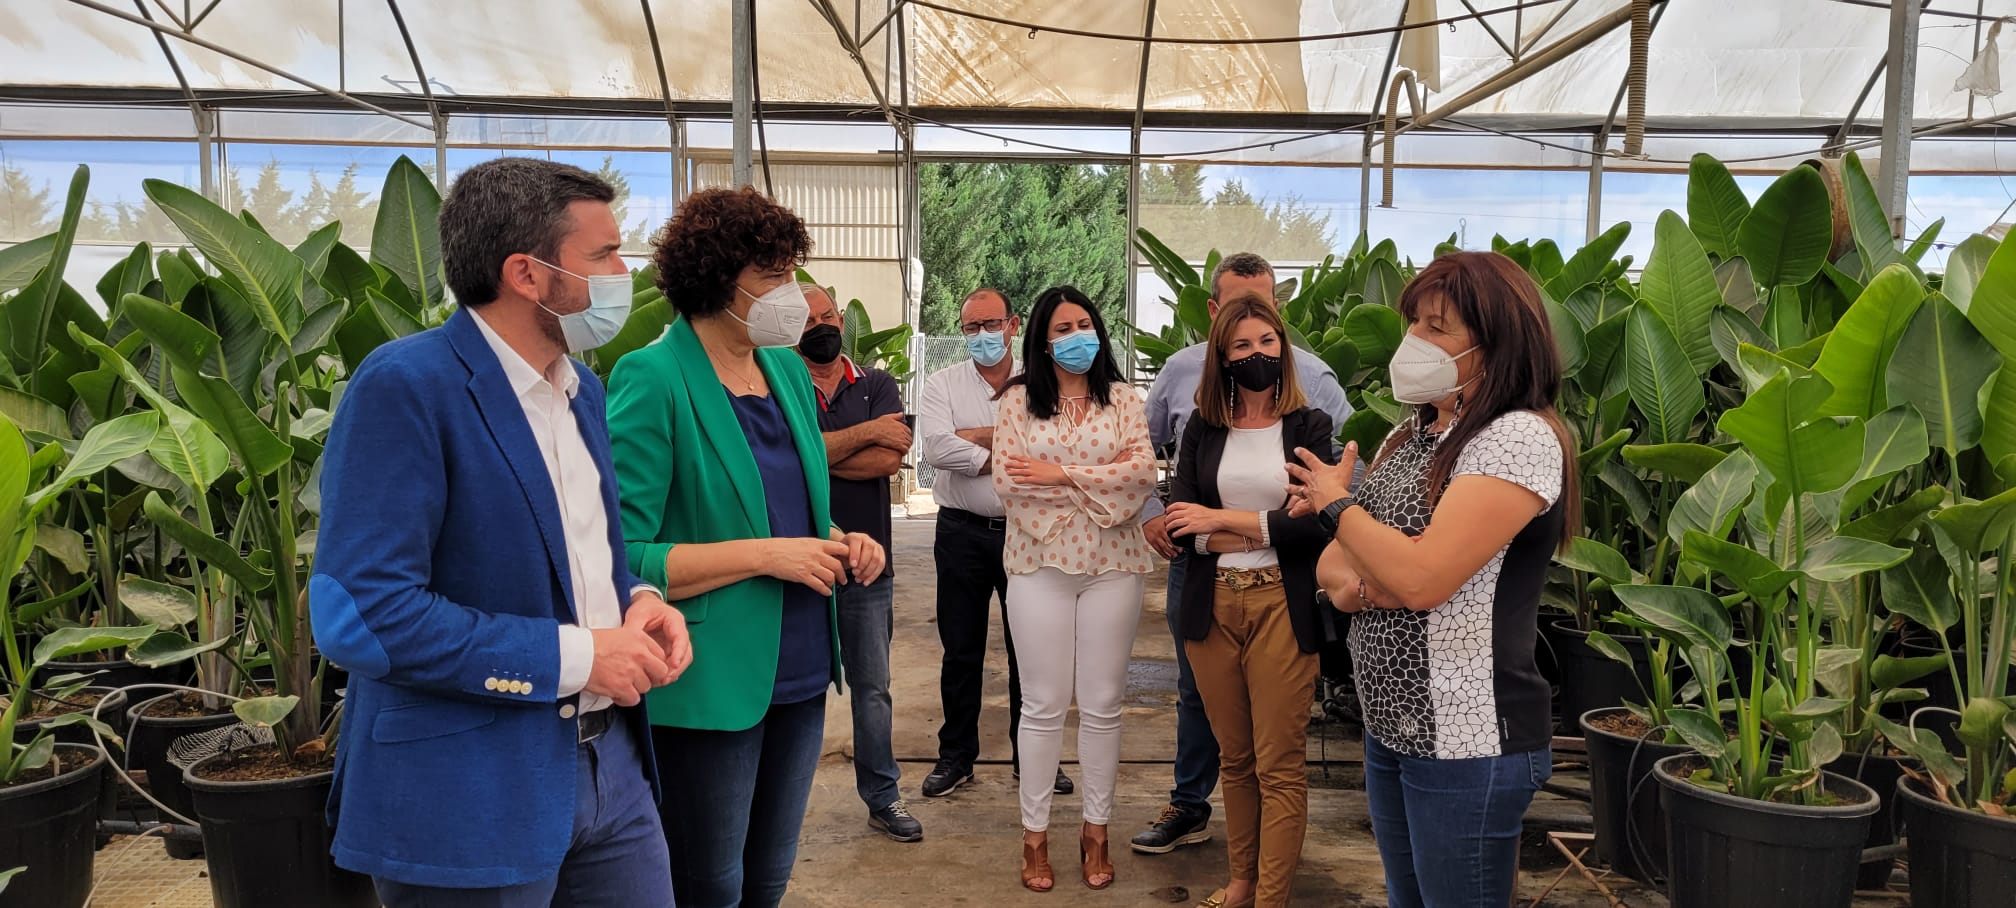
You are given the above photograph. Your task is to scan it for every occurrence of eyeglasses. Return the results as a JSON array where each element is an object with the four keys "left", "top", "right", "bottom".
[{"left": 959, "top": 318, "right": 1008, "bottom": 336}]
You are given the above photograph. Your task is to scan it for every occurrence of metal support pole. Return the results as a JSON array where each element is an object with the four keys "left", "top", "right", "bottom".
[
  {"left": 731, "top": 0, "right": 754, "bottom": 187},
  {"left": 1586, "top": 131, "right": 1604, "bottom": 244},
  {"left": 1126, "top": 0, "right": 1158, "bottom": 368},
  {"left": 1878, "top": 0, "right": 1920, "bottom": 240},
  {"left": 194, "top": 104, "right": 216, "bottom": 201}
]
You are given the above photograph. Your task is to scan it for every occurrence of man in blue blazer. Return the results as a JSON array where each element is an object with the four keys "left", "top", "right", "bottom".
[{"left": 311, "top": 157, "right": 691, "bottom": 907}]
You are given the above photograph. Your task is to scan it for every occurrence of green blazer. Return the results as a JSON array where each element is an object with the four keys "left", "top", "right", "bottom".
[{"left": 606, "top": 316, "right": 843, "bottom": 732}]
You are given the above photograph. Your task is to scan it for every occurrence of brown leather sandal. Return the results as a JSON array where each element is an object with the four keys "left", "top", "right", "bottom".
[
  {"left": 1195, "top": 888, "right": 1256, "bottom": 908},
  {"left": 1021, "top": 832, "right": 1054, "bottom": 893},
  {"left": 1080, "top": 824, "right": 1115, "bottom": 891}
]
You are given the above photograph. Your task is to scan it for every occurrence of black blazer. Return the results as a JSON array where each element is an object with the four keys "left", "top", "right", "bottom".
[{"left": 1169, "top": 407, "right": 1338, "bottom": 653}]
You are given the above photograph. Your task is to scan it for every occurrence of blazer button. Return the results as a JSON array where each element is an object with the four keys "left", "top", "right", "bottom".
[
  {"left": 484, "top": 678, "right": 499, "bottom": 691},
  {"left": 516, "top": 681, "right": 532, "bottom": 695},
  {"left": 559, "top": 704, "right": 577, "bottom": 719}
]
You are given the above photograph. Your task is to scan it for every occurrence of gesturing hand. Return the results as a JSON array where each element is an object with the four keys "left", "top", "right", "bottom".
[
  {"left": 586, "top": 626, "right": 673, "bottom": 707},
  {"left": 767, "top": 537, "right": 852, "bottom": 596},
  {"left": 1163, "top": 502, "right": 1231, "bottom": 537},
  {"left": 842, "top": 532, "right": 887, "bottom": 585},
  {"left": 1002, "top": 454, "right": 1070, "bottom": 487},
  {"left": 624, "top": 593, "right": 693, "bottom": 682},
  {"left": 1286, "top": 442, "right": 1359, "bottom": 517}
]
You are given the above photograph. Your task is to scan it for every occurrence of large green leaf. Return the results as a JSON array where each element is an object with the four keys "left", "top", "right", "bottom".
[
  {"left": 1687, "top": 153, "right": 1752, "bottom": 258},
  {"left": 143, "top": 178, "right": 303, "bottom": 343},
  {"left": 1985, "top": 365, "right": 2016, "bottom": 467},
  {"left": 32, "top": 411, "right": 159, "bottom": 509},
  {"left": 1547, "top": 221, "right": 1632, "bottom": 300},
  {"left": 119, "top": 575, "right": 198, "bottom": 628},
  {"left": 1823, "top": 406, "right": 1929, "bottom": 519},
  {"left": 1668, "top": 448, "right": 1758, "bottom": 546},
  {"left": 1544, "top": 289, "right": 1587, "bottom": 377},
  {"left": 1890, "top": 294, "right": 2001, "bottom": 454},
  {"left": 593, "top": 296, "right": 674, "bottom": 371},
  {"left": 1577, "top": 310, "right": 1630, "bottom": 394},
  {"left": 1841, "top": 153, "right": 1904, "bottom": 276},
  {"left": 170, "top": 364, "right": 294, "bottom": 477},
  {"left": 126, "top": 630, "right": 232, "bottom": 668},
  {"left": 1578, "top": 428, "right": 1634, "bottom": 477},
  {"left": 1343, "top": 304, "right": 1405, "bottom": 368},
  {"left": 1791, "top": 535, "right": 1909, "bottom": 582},
  {"left": 1929, "top": 484, "right": 2016, "bottom": 555},
  {"left": 1942, "top": 233, "right": 2000, "bottom": 313},
  {"left": 95, "top": 241, "right": 156, "bottom": 311},
  {"left": 183, "top": 279, "right": 268, "bottom": 403},
  {"left": 1813, "top": 264, "right": 1924, "bottom": 419},
  {"left": 1337, "top": 409, "right": 1396, "bottom": 461},
  {"left": 0, "top": 233, "right": 57, "bottom": 294},
  {"left": 120, "top": 294, "right": 220, "bottom": 375},
  {"left": 1840, "top": 484, "right": 1944, "bottom": 543},
  {"left": 141, "top": 491, "right": 273, "bottom": 591},
  {"left": 370, "top": 155, "right": 445, "bottom": 312},
  {"left": 1639, "top": 211, "right": 1722, "bottom": 375},
  {"left": 9, "top": 167, "right": 87, "bottom": 394},
  {"left": 320, "top": 242, "right": 381, "bottom": 303},
  {"left": 1968, "top": 234, "right": 2016, "bottom": 358},
  {"left": 1176, "top": 285, "right": 1212, "bottom": 337},
  {"left": 1614, "top": 583, "right": 1735, "bottom": 652},
  {"left": 1554, "top": 536, "right": 1634, "bottom": 584},
  {"left": 0, "top": 415, "right": 28, "bottom": 578},
  {"left": 1622, "top": 443, "right": 1727, "bottom": 484},
  {"left": 29, "top": 625, "right": 156, "bottom": 668},
  {"left": 1625, "top": 306, "right": 1706, "bottom": 445},
  {"left": 147, "top": 406, "right": 230, "bottom": 494},
  {"left": 1683, "top": 530, "right": 1796, "bottom": 601},
  {"left": 1717, "top": 368, "right": 1861, "bottom": 499},
  {"left": 1740, "top": 166, "right": 1834, "bottom": 288},
  {"left": 233, "top": 695, "right": 301, "bottom": 729},
  {"left": 1710, "top": 305, "right": 1775, "bottom": 372},
  {"left": 0, "top": 387, "right": 68, "bottom": 441}
]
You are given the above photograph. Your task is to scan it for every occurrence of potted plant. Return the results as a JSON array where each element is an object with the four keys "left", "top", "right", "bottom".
[{"left": 1, "top": 411, "right": 158, "bottom": 908}]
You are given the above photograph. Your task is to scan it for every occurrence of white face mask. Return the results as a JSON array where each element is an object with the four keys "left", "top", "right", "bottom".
[
  {"left": 532, "top": 258, "right": 633, "bottom": 353},
  {"left": 1389, "top": 333, "right": 1478, "bottom": 405},
  {"left": 730, "top": 281, "right": 811, "bottom": 348}
]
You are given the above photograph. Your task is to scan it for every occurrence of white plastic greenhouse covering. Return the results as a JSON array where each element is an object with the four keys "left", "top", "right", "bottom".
[{"left": 4, "top": 0, "right": 2015, "bottom": 126}]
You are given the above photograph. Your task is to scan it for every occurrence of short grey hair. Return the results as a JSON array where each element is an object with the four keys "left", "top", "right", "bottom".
[
  {"left": 1210, "top": 252, "right": 1275, "bottom": 301},
  {"left": 798, "top": 281, "right": 835, "bottom": 305},
  {"left": 440, "top": 157, "right": 615, "bottom": 307}
]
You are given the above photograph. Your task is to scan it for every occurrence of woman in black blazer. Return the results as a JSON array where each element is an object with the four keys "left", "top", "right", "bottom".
[{"left": 1162, "top": 293, "right": 1336, "bottom": 908}]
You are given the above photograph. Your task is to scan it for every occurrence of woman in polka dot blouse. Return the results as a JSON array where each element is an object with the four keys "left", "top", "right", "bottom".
[
  {"left": 991, "top": 285, "right": 1155, "bottom": 893},
  {"left": 1287, "top": 252, "right": 1581, "bottom": 908}
]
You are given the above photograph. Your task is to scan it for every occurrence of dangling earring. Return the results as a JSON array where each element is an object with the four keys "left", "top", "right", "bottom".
[{"left": 1272, "top": 377, "right": 1281, "bottom": 406}]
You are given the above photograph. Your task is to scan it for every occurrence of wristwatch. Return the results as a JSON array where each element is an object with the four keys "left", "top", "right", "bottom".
[{"left": 1317, "top": 495, "right": 1358, "bottom": 536}]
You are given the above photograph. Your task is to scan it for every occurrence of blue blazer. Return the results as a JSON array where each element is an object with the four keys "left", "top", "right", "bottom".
[{"left": 309, "top": 308, "right": 657, "bottom": 888}]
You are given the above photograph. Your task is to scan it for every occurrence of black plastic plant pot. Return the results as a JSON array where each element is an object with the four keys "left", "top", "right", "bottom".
[
  {"left": 1581, "top": 707, "right": 1691, "bottom": 884},
  {"left": 183, "top": 754, "right": 377, "bottom": 908},
  {"left": 1548, "top": 619, "right": 1658, "bottom": 735},
  {"left": 1898, "top": 776, "right": 2016, "bottom": 907},
  {"left": 0, "top": 744, "right": 106, "bottom": 908},
  {"left": 1656, "top": 754, "right": 1879, "bottom": 908},
  {"left": 1825, "top": 748, "right": 1914, "bottom": 891},
  {"left": 33, "top": 657, "right": 189, "bottom": 692},
  {"left": 126, "top": 692, "right": 240, "bottom": 859}
]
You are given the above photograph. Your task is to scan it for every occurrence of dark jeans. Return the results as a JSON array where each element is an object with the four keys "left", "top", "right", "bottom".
[
  {"left": 1363, "top": 734, "right": 1551, "bottom": 908},
  {"left": 933, "top": 511, "right": 1024, "bottom": 768},
  {"left": 1166, "top": 552, "right": 1220, "bottom": 813},
  {"left": 837, "top": 574, "right": 899, "bottom": 811},
  {"left": 373, "top": 718, "right": 673, "bottom": 907},
  {"left": 654, "top": 695, "right": 826, "bottom": 908}
]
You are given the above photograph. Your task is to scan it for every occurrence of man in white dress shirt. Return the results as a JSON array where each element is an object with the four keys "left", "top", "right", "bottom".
[{"left": 916, "top": 288, "right": 1073, "bottom": 799}]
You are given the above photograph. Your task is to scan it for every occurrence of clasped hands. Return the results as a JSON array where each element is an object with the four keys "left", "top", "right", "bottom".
[{"left": 587, "top": 590, "right": 694, "bottom": 706}]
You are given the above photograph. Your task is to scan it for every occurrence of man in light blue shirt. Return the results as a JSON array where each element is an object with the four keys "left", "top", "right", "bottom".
[{"left": 1131, "top": 252, "right": 1355, "bottom": 855}]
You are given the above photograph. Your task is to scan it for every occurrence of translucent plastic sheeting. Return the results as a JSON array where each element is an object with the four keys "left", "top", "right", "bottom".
[{"left": 0, "top": 103, "right": 199, "bottom": 140}]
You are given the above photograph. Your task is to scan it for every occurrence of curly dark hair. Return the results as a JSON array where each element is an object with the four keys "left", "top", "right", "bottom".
[{"left": 649, "top": 187, "right": 813, "bottom": 318}]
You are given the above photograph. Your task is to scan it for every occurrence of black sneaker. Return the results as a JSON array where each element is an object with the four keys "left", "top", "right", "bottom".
[
  {"left": 921, "top": 759, "right": 974, "bottom": 798},
  {"left": 1012, "top": 766, "right": 1075, "bottom": 794},
  {"left": 1129, "top": 804, "right": 1212, "bottom": 854},
  {"left": 868, "top": 800, "right": 924, "bottom": 843}
]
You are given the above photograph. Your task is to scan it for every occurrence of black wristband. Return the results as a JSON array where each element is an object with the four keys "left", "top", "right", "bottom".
[{"left": 1317, "top": 496, "right": 1356, "bottom": 536}]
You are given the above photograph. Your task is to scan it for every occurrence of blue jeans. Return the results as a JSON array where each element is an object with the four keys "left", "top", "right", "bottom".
[
  {"left": 837, "top": 574, "right": 899, "bottom": 811},
  {"left": 1363, "top": 734, "right": 1551, "bottom": 908},
  {"left": 1166, "top": 553, "right": 1220, "bottom": 813},
  {"left": 654, "top": 695, "right": 826, "bottom": 908},
  {"left": 373, "top": 717, "right": 674, "bottom": 907}
]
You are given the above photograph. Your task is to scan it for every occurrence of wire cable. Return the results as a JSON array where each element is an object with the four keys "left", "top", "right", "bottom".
[{"left": 900, "top": 0, "right": 1576, "bottom": 45}]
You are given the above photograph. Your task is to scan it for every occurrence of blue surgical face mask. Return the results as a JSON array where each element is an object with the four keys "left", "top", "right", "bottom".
[
  {"left": 1050, "top": 329, "right": 1100, "bottom": 375},
  {"left": 966, "top": 329, "right": 1009, "bottom": 367},
  {"left": 532, "top": 258, "right": 632, "bottom": 352}
]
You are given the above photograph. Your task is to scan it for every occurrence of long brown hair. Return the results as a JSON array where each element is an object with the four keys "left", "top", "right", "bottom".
[
  {"left": 1374, "top": 252, "right": 1581, "bottom": 548},
  {"left": 1194, "top": 293, "right": 1308, "bottom": 428}
]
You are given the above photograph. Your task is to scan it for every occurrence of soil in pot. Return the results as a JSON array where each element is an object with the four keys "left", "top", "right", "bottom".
[
  {"left": 185, "top": 745, "right": 375, "bottom": 908},
  {"left": 1581, "top": 707, "right": 1691, "bottom": 884},
  {"left": 1825, "top": 747, "right": 1913, "bottom": 891},
  {"left": 1656, "top": 755, "right": 1879, "bottom": 908},
  {"left": 9, "top": 687, "right": 130, "bottom": 748},
  {"left": 0, "top": 744, "right": 105, "bottom": 908},
  {"left": 126, "top": 691, "right": 240, "bottom": 860},
  {"left": 1898, "top": 776, "right": 2016, "bottom": 908}
]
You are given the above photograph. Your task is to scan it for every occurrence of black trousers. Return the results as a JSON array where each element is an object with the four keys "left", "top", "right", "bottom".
[{"left": 933, "top": 509, "right": 1024, "bottom": 768}]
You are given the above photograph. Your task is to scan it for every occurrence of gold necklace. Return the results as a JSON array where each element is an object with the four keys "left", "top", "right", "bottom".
[{"left": 711, "top": 350, "right": 763, "bottom": 393}]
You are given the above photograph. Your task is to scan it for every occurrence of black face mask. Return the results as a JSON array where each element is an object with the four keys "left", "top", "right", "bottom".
[
  {"left": 1226, "top": 351, "right": 1283, "bottom": 393},
  {"left": 799, "top": 324, "right": 843, "bottom": 364}
]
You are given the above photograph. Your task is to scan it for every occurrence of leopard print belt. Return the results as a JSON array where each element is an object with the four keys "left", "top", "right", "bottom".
[{"left": 1213, "top": 565, "right": 1283, "bottom": 589}]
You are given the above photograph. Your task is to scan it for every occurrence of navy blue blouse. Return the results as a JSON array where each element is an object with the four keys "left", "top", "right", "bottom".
[{"left": 727, "top": 389, "right": 832, "bottom": 705}]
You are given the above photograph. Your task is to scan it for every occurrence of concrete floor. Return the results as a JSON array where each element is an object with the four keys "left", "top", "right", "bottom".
[{"left": 784, "top": 517, "right": 1656, "bottom": 907}]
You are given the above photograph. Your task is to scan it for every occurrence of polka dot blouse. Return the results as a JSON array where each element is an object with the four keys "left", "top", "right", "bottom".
[{"left": 992, "top": 383, "right": 1156, "bottom": 576}]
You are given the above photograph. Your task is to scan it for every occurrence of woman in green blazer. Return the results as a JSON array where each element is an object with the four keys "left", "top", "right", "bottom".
[{"left": 607, "top": 187, "right": 887, "bottom": 908}]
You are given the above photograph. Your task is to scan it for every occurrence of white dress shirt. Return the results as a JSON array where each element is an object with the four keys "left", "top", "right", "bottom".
[
  {"left": 472, "top": 311, "right": 643, "bottom": 714},
  {"left": 919, "top": 358, "right": 1015, "bottom": 518}
]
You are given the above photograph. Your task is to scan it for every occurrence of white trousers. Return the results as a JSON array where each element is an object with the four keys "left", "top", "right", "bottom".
[{"left": 1004, "top": 566, "right": 1146, "bottom": 832}]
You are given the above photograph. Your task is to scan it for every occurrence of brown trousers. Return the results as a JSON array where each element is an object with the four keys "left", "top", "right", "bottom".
[{"left": 1185, "top": 577, "right": 1319, "bottom": 907}]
